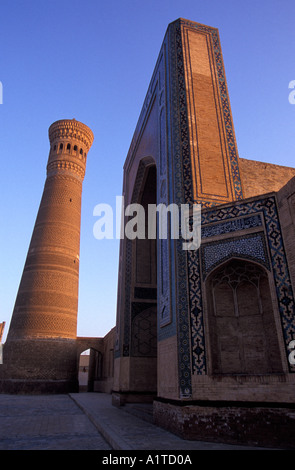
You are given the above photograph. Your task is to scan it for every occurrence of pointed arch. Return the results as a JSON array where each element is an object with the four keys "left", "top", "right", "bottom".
[{"left": 205, "top": 258, "right": 283, "bottom": 375}]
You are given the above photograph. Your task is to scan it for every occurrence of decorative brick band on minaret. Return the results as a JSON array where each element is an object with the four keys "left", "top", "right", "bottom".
[{"left": 1, "top": 119, "right": 94, "bottom": 393}]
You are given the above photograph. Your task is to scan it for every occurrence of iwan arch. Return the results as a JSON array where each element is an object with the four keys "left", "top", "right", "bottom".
[
  {"left": 2, "top": 19, "right": 295, "bottom": 447},
  {"left": 113, "top": 17, "right": 295, "bottom": 404}
]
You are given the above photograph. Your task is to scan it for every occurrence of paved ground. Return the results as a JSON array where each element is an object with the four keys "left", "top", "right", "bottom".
[
  {"left": 0, "top": 393, "right": 111, "bottom": 450},
  {"left": 0, "top": 392, "right": 273, "bottom": 451},
  {"left": 71, "top": 393, "right": 271, "bottom": 451}
]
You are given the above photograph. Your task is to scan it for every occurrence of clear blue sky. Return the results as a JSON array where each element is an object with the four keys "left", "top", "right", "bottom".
[{"left": 1, "top": 0, "right": 294, "bottom": 341}]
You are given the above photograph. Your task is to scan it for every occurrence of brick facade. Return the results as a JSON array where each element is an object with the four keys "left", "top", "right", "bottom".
[
  {"left": 240, "top": 158, "right": 295, "bottom": 198},
  {"left": 112, "top": 19, "right": 295, "bottom": 447},
  {"left": 0, "top": 119, "right": 94, "bottom": 393},
  {"left": 2, "top": 18, "right": 295, "bottom": 448}
]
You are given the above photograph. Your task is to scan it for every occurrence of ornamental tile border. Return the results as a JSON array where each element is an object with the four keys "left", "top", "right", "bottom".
[{"left": 188, "top": 195, "right": 295, "bottom": 375}]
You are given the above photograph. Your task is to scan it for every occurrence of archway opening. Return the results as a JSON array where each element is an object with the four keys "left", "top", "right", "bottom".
[
  {"left": 206, "top": 258, "right": 282, "bottom": 375},
  {"left": 78, "top": 348, "right": 101, "bottom": 392},
  {"left": 130, "top": 163, "right": 158, "bottom": 397}
]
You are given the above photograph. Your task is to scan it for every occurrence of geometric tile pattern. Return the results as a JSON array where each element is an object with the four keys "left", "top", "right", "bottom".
[
  {"left": 201, "top": 232, "right": 270, "bottom": 278},
  {"left": 117, "top": 18, "right": 295, "bottom": 406},
  {"left": 169, "top": 19, "right": 245, "bottom": 395},
  {"left": 188, "top": 195, "right": 295, "bottom": 375},
  {"left": 169, "top": 21, "right": 194, "bottom": 396}
]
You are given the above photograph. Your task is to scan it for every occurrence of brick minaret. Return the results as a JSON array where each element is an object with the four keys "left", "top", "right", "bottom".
[{"left": 1, "top": 119, "right": 94, "bottom": 393}]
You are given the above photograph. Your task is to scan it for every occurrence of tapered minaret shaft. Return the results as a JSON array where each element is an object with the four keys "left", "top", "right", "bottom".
[{"left": 1, "top": 119, "right": 94, "bottom": 393}]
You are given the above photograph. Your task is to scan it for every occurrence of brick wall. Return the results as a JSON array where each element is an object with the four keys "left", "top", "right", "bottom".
[
  {"left": 153, "top": 399, "right": 295, "bottom": 448},
  {"left": 240, "top": 158, "right": 295, "bottom": 198}
]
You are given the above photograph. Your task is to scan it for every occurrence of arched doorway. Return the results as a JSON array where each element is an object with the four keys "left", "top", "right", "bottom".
[
  {"left": 129, "top": 163, "right": 158, "bottom": 396},
  {"left": 206, "top": 259, "right": 283, "bottom": 375},
  {"left": 78, "top": 348, "right": 101, "bottom": 392}
]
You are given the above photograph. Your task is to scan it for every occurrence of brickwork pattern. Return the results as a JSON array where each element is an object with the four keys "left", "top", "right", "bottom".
[
  {"left": 7, "top": 119, "right": 93, "bottom": 342},
  {"left": 153, "top": 400, "right": 295, "bottom": 449},
  {"left": 113, "top": 19, "right": 295, "bottom": 404},
  {"left": 240, "top": 158, "right": 295, "bottom": 198},
  {"left": 2, "top": 119, "right": 93, "bottom": 391}
]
